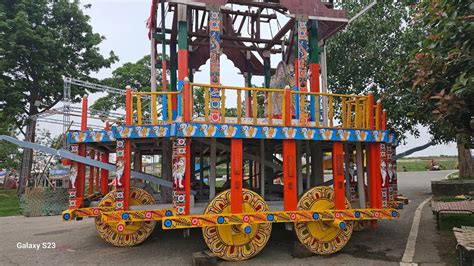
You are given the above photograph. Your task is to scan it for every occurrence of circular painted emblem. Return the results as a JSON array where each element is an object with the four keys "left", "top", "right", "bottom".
[{"left": 145, "top": 212, "right": 152, "bottom": 219}]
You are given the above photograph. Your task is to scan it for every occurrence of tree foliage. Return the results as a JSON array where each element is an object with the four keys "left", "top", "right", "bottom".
[
  {"left": 0, "top": 114, "right": 21, "bottom": 170},
  {"left": 403, "top": 0, "right": 473, "bottom": 177},
  {"left": 327, "top": 1, "right": 420, "bottom": 141},
  {"left": 91, "top": 55, "right": 160, "bottom": 113},
  {"left": 404, "top": 0, "right": 473, "bottom": 143},
  {"left": 0, "top": 0, "right": 118, "bottom": 135}
]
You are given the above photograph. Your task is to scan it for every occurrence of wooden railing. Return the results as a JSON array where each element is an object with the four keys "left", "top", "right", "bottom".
[
  {"left": 129, "top": 91, "right": 179, "bottom": 125},
  {"left": 125, "top": 81, "right": 382, "bottom": 130},
  {"left": 291, "top": 91, "right": 370, "bottom": 129},
  {"left": 190, "top": 83, "right": 285, "bottom": 126}
]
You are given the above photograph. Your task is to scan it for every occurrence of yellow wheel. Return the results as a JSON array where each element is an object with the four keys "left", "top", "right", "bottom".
[
  {"left": 95, "top": 187, "right": 156, "bottom": 246},
  {"left": 294, "top": 186, "right": 353, "bottom": 255},
  {"left": 202, "top": 189, "right": 272, "bottom": 261}
]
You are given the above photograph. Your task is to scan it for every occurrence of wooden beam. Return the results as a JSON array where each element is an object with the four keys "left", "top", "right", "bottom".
[
  {"left": 195, "top": 139, "right": 282, "bottom": 171},
  {"left": 265, "top": 18, "right": 295, "bottom": 50},
  {"left": 164, "top": 28, "right": 290, "bottom": 45}
]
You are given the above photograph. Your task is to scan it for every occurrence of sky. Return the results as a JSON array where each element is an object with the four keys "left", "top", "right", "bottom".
[{"left": 36, "top": 0, "right": 458, "bottom": 157}]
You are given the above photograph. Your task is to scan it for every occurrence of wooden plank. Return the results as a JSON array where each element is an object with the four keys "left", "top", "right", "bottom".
[{"left": 195, "top": 138, "right": 281, "bottom": 171}]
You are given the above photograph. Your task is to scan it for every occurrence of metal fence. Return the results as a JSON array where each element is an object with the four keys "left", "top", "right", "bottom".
[{"left": 20, "top": 187, "right": 68, "bottom": 217}]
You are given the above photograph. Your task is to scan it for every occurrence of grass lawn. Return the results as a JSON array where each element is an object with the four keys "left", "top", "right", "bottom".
[
  {"left": 397, "top": 156, "right": 457, "bottom": 172},
  {"left": 0, "top": 188, "right": 21, "bottom": 217}
]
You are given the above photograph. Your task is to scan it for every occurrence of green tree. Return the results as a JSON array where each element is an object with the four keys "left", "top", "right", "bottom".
[
  {"left": 404, "top": 0, "right": 473, "bottom": 177},
  {"left": 327, "top": 1, "right": 420, "bottom": 139},
  {"left": 0, "top": 115, "right": 21, "bottom": 170},
  {"left": 90, "top": 55, "right": 168, "bottom": 124},
  {"left": 0, "top": 0, "right": 118, "bottom": 192},
  {"left": 91, "top": 55, "right": 159, "bottom": 113}
]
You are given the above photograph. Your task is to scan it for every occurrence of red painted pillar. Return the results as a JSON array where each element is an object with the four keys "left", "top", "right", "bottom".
[
  {"left": 183, "top": 78, "right": 190, "bottom": 122},
  {"left": 283, "top": 140, "right": 297, "bottom": 211},
  {"left": 69, "top": 96, "right": 88, "bottom": 208},
  {"left": 332, "top": 142, "right": 345, "bottom": 209},
  {"left": 124, "top": 89, "right": 132, "bottom": 210},
  {"left": 368, "top": 144, "right": 382, "bottom": 209},
  {"left": 231, "top": 139, "right": 243, "bottom": 213},
  {"left": 100, "top": 151, "right": 109, "bottom": 195},
  {"left": 95, "top": 153, "right": 100, "bottom": 193},
  {"left": 81, "top": 96, "right": 88, "bottom": 131},
  {"left": 88, "top": 149, "right": 95, "bottom": 195},
  {"left": 310, "top": 63, "right": 320, "bottom": 93}
]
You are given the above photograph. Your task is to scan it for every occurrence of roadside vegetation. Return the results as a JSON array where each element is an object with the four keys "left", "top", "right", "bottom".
[
  {"left": 0, "top": 188, "right": 20, "bottom": 217},
  {"left": 397, "top": 156, "right": 457, "bottom": 172}
]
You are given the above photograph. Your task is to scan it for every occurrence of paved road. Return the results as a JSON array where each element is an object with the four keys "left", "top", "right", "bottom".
[{"left": 0, "top": 170, "right": 451, "bottom": 265}]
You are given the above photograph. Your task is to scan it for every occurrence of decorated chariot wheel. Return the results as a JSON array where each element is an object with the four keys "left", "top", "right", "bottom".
[
  {"left": 294, "top": 186, "right": 353, "bottom": 255},
  {"left": 95, "top": 187, "right": 156, "bottom": 247},
  {"left": 202, "top": 189, "right": 272, "bottom": 261}
]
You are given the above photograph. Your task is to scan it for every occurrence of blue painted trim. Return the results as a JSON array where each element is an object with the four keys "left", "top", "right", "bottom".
[
  {"left": 162, "top": 94, "right": 168, "bottom": 121},
  {"left": 67, "top": 123, "right": 398, "bottom": 145},
  {"left": 177, "top": 80, "right": 184, "bottom": 118},
  {"left": 176, "top": 95, "right": 181, "bottom": 119}
]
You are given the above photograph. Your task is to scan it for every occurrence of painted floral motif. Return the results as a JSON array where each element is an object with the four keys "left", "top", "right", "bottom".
[
  {"left": 355, "top": 130, "right": 367, "bottom": 141},
  {"left": 262, "top": 127, "right": 277, "bottom": 138},
  {"left": 107, "top": 130, "right": 116, "bottom": 141},
  {"left": 221, "top": 125, "right": 237, "bottom": 137},
  {"left": 319, "top": 128, "right": 333, "bottom": 140},
  {"left": 373, "top": 130, "right": 386, "bottom": 142},
  {"left": 202, "top": 124, "right": 217, "bottom": 137},
  {"left": 282, "top": 127, "right": 296, "bottom": 138},
  {"left": 301, "top": 128, "right": 315, "bottom": 139},
  {"left": 242, "top": 125, "right": 258, "bottom": 138},
  {"left": 337, "top": 129, "right": 351, "bottom": 141},
  {"left": 180, "top": 124, "right": 196, "bottom": 136}
]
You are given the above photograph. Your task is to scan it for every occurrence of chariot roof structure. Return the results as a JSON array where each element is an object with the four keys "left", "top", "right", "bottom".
[{"left": 148, "top": 0, "right": 347, "bottom": 76}]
